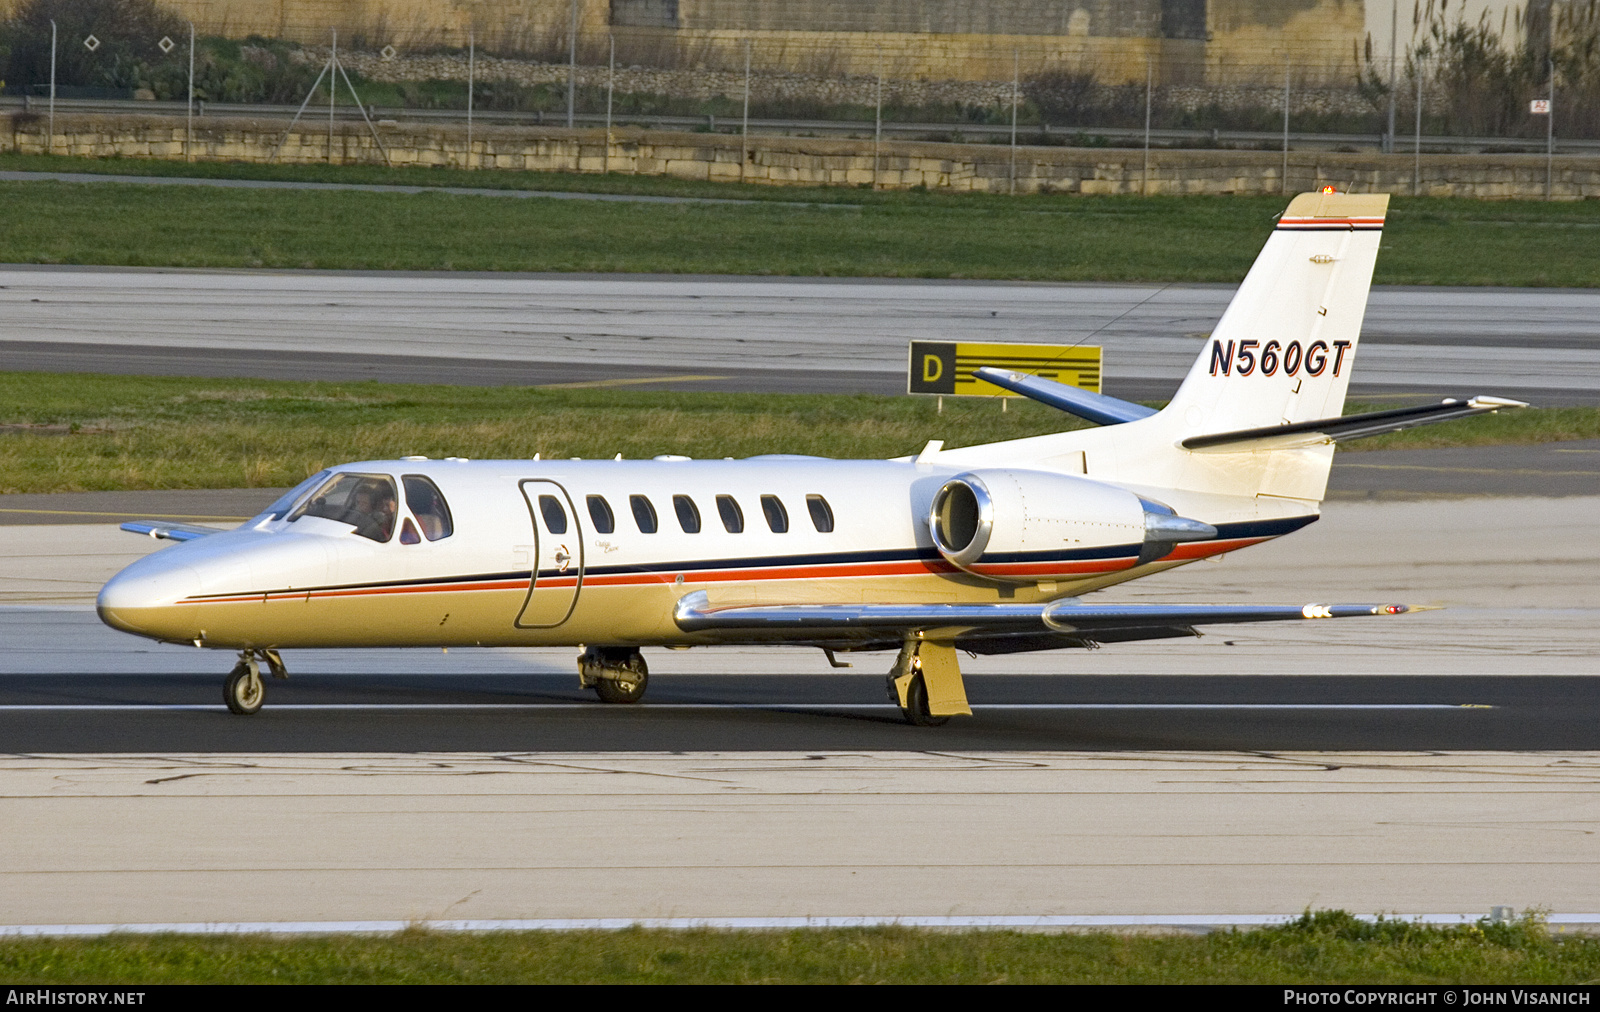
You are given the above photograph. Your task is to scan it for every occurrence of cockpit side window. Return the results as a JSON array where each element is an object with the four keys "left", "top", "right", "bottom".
[
  {"left": 290, "top": 472, "right": 399, "bottom": 542},
  {"left": 261, "top": 470, "right": 332, "bottom": 521},
  {"left": 402, "top": 475, "right": 454, "bottom": 541}
]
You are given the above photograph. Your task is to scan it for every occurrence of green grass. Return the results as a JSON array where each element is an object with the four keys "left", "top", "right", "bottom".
[
  {"left": 1, "top": 154, "right": 1599, "bottom": 284},
  {"left": 0, "top": 912, "right": 1592, "bottom": 984},
  {"left": 0, "top": 374, "right": 1591, "bottom": 495}
]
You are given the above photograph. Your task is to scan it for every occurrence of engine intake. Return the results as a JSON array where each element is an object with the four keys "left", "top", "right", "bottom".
[{"left": 929, "top": 475, "right": 993, "bottom": 566}]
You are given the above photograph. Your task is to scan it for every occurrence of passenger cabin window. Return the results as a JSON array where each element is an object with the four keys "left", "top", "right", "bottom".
[
  {"left": 630, "top": 494, "right": 658, "bottom": 533},
  {"left": 587, "top": 495, "right": 615, "bottom": 534},
  {"left": 716, "top": 495, "right": 743, "bottom": 533},
  {"left": 760, "top": 495, "right": 788, "bottom": 533},
  {"left": 538, "top": 494, "right": 568, "bottom": 534},
  {"left": 673, "top": 495, "right": 701, "bottom": 533},
  {"left": 402, "top": 475, "right": 453, "bottom": 541},
  {"left": 290, "top": 472, "right": 399, "bottom": 543},
  {"left": 806, "top": 494, "right": 835, "bottom": 533}
]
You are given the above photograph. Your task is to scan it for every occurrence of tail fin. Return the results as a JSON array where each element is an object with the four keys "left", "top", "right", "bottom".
[{"left": 1165, "top": 191, "right": 1388, "bottom": 436}]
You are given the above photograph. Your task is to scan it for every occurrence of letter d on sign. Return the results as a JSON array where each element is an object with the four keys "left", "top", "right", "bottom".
[{"left": 907, "top": 341, "right": 956, "bottom": 394}]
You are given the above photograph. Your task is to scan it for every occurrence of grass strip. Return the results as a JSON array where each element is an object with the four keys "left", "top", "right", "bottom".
[
  {"left": 0, "top": 912, "right": 1591, "bottom": 984},
  {"left": 0, "top": 373, "right": 1591, "bottom": 495},
  {"left": 0, "top": 163, "right": 1597, "bottom": 285}
]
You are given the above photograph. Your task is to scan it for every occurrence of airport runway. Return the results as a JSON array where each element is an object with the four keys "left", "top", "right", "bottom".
[
  {"left": 0, "top": 488, "right": 1594, "bottom": 924},
  {"left": 2, "top": 492, "right": 1594, "bottom": 750},
  {"left": 2, "top": 750, "right": 1598, "bottom": 927},
  {"left": 3, "top": 266, "right": 1598, "bottom": 404}
]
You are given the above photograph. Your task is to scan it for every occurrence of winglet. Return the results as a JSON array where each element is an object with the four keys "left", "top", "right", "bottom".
[{"left": 974, "top": 366, "right": 1157, "bottom": 427}]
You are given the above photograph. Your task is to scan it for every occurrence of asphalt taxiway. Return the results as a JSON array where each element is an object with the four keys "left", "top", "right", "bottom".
[
  {"left": 3, "top": 267, "right": 1598, "bottom": 404},
  {"left": 0, "top": 442, "right": 1595, "bottom": 925}
]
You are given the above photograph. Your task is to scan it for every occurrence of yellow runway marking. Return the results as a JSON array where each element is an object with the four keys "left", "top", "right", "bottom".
[{"left": 538, "top": 374, "right": 728, "bottom": 390}]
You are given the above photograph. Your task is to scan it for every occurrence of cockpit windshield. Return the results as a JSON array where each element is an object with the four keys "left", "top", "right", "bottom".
[
  {"left": 289, "top": 472, "right": 399, "bottom": 542},
  {"left": 257, "top": 470, "right": 332, "bottom": 522}
]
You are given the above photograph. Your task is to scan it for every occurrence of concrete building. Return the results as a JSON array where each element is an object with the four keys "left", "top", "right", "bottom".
[{"left": 5, "top": 1, "right": 1371, "bottom": 83}]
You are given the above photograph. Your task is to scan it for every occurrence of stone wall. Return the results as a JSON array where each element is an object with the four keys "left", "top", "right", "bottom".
[
  {"left": 324, "top": 46, "right": 1393, "bottom": 119},
  {"left": 10, "top": 112, "right": 1596, "bottom": 199}
]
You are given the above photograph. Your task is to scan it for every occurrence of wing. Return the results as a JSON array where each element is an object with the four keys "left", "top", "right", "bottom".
[
  {"left": 120, "top": 520, "right": 229, "bottom": 542},
  {"left": 674, "top": 590, "right": 1413, "bottom": 652}
]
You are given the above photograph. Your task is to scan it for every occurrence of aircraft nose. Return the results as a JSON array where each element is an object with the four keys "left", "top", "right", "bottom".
[{"left": 97, "top": 558, "right": 204, "bottom": 642}]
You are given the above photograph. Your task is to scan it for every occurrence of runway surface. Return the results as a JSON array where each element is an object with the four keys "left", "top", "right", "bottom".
[
  {"left": 2, "top": 750, "right": 1597, "bottom": 925},
  {"left": 4, "top": 266, "right": 1598, "bottom": 404},
  {"left": 2, "top": 493, "right": 1594, "bottom": 753},
  {"left": 1, "top": 474, "right": 1594, "bottom": 924}
]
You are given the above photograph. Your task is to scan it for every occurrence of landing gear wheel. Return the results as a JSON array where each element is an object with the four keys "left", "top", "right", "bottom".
[
  {"left": 224, "top": 658, "right": 264, "bottom": 715},
  {"left": 900, "top": 674, "right": 949, "bottom": 728},
  {"left": 592, "top": 652, "right": 648, "bottom": 704}
]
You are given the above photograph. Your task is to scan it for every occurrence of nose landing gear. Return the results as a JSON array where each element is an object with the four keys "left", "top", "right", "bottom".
[
  {"left": 223, "top": 649, "right": 287, "bottom": 715},
  {"left": 578, "top": 646, "right": 649, "bottom": 704}
]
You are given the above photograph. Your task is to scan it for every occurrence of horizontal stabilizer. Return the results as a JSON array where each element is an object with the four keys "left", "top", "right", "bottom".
[
  {"left": 675, "top": 590, "right": 1411, "bottom": 641},
  {"left": 120, "top": 520, "right": 226, "bottom": 542},
  {"left": 974, "top": 366, "right": 1158, "bottom": 426},
  {"left": 1181, "top": 396, "right": 1528, "bottom": 453}
]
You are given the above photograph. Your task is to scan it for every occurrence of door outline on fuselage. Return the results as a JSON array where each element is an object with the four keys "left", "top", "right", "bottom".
[{"left": 514, "top": 479, "right": 585, "bottom": 629}]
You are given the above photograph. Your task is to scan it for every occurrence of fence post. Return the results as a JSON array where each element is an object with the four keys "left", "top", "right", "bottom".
[
  {"left": 48, "top": 19, "right": 56, "bottom": 155},
  {"left": 1009, "top": 48, "right": 1019, "bottom": 196},
  {"left": 1281, "top": 57, "right": 1290, "bottom": 195},
  {"left": 1413, "top": 58, "right": 1423, "bottom": 197},
  {"left": 467, "top": 28, "right": 474, "bottom": 170},
  {"left": 186, "top": 22, "right": 195, "bottom": 163},
  {"left": 1385, "top": 0, "right": 1397, "bottom": 154},
  {"left": 1142, "top": 58, "right": 1151, "bottom": 196},
  {"left": 1546, "top": 56, "right": 1555, "bottom": 201},
  {"left": 567, "top": 0, "right": 578, "bottom": 129},
  {"left": 741, "top": 40, "right": 750, "bottom": 184},
  {"left": 606, "top": 33, "right": 615, "bottom": 175},
  {"left": 329, "top": 28, "right": 336, "bottom": 165},
  {"left": 873, "top": 51, "right": 883, "bottom": 190}
]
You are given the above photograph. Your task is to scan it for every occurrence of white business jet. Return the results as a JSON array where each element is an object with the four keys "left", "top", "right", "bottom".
[{"left": 98, "top": 190, "right": 1524, "bottom": 724}]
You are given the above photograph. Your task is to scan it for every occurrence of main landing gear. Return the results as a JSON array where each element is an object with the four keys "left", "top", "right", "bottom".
[
  {"left": 886, "top": 639, "right": 972, "bottom": 727},
  {"left": 224, "top": 648, "right": 287, "bottom": 716},
  {"left": 578, "top": 646, "right": 649, "bottom": 704}
]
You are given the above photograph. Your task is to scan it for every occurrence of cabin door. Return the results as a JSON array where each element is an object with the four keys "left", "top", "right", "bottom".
[{"left": 514, "top": 480, "right": 584, "bottom": 628}]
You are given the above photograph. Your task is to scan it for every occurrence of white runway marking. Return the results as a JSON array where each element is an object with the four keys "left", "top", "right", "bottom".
[{"left": 0, "top": 702, "right": 1482, "bottom": 712}]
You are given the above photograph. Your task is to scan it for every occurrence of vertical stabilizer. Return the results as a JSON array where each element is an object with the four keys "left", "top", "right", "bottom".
[{"left": 1166, "top": 191, "right": 1388, "bottom": 436}]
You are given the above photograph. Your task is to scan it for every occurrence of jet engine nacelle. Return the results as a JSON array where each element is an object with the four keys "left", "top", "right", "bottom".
[{"left": 927, "top": 469, "right": 1217, "bottom": 583}]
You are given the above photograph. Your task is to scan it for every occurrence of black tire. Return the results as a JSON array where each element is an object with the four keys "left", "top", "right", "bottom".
[
  {"left": 901, "top": 673, "right": 949, "bottom": 727},
  {"left": 593, "top": 653, "right": 648, "bottom": 704},
  {"left": 224, "top": 663, "right": 264, "bottom": 715}
]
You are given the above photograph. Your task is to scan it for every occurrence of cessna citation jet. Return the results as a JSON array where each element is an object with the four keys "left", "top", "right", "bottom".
[{"left": 98, "top": 190, "right": 1524, "bottom": 724}]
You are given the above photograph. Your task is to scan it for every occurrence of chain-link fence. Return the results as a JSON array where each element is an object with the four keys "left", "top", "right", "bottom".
[{"left": 3, "top": 0, "right": 1598, "bottom": 155}]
